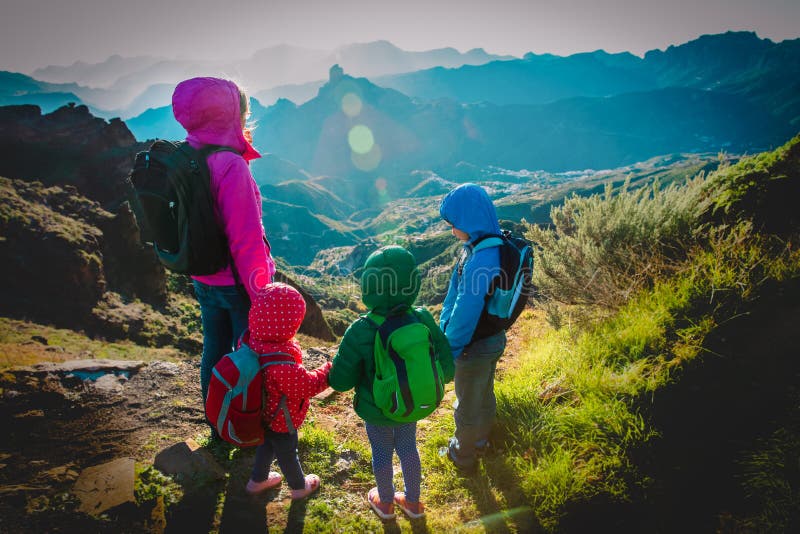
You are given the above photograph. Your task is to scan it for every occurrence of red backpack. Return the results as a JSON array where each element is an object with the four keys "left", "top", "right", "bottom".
[{"left": 205, "top": 342, "right": 296, "bottom": 446}]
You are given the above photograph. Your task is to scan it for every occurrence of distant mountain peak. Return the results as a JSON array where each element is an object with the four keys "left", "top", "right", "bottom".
[
  {"left": 337, "top": 40, "right": 401, "bottom": 52},
  {"left": 329, "top": 64, "right": 345, "bottom": 83}
]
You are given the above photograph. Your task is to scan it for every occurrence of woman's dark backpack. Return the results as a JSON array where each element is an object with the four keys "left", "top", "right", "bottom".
[{"left": 127, "top": 140, "right": 236, "bottom": 275}]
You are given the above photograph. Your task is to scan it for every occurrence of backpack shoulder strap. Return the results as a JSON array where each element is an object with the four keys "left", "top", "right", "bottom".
[
  {"left": 364, "top": 312, "right": 384, "bottom": 328},
  {"left": 258, "top": 352, "right": 298, "bottom": 434},
  {"left": 471, "top": 234, "right": 504, "bottom": 253},
  {"left": 374, "top": 312, "right": 418, "bottom": 349},
  {"left": 259, "top": 352, "right": 297, "bottom": 369},
  {"left": 200, "top": 145, "right": 240, "bottom": 159}
]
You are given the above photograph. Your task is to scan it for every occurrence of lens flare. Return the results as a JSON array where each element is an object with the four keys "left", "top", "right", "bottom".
[
  {"left": 374, "top": 177, "right": 390, "bottom": 204},
  {"left": 348, "top": 125, "right": 374, "bottom": 154},
  {"left": 341, "top": 92, "right": 362, "bottom": 117},
  {"left": 351, "top": 143, "right": 382, "bottom": 172}
]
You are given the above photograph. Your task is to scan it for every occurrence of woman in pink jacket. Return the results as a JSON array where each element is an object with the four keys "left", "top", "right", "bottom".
[{"left": 172, "top": 77, "right": 276, "bottom": 420}]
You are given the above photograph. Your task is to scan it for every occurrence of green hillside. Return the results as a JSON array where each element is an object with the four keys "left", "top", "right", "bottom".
[{"left": 417, "top": 135, "right": 800, "bottom": 531}]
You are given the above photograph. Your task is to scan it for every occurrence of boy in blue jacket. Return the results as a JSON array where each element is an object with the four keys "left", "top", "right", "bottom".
[{"left": 439, "top": 183, "right": 506, "bottom": 469}]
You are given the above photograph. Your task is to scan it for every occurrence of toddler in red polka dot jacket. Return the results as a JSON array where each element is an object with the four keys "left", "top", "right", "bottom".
[{"left": 243, "top": 283, "right": 331, "bottom": 499}]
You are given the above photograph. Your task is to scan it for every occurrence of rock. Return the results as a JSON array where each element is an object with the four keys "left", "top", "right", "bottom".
[
  {"left": 274, "top": 271, "right": 336, "bottom": 341},
  {"left": 148, "top": 361, "right": 182, "bottom": 376},
  {"left": 13, "top": 409, "right": 44, "bottom": 418},
  {"left": 72, "top": 457, "right": 135, "bottom": 516},
  {"left": 91, "top": 374, "right": 126, "bottom": 394},
  {"left": 31, "top": 335, "right": 48, "bottom": 345},
  {"left": 0, "top": 104, "right": 170, "bottom": 335},
  {"left": 35, "top": 359, "right": 146, "bottom": 375},
  {"left": 313, "top": 387, "right": 337, "bottom": 401},
  {"left": 98, "top": 202, "right": 167, "bottom": 306},
  {"left": 37, "top": 464, "right": 80, "bottom": 484},
  {"left": 304, "top": 347, "right": 334, "bottom": 369},
  {"left": 154, "top": 439, "right": 225, "bottom": 486},
  {"left": 333, "top": 458, "right": 352, "bottom": 477}
]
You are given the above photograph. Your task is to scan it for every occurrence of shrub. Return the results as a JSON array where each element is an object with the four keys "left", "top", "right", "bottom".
[{"left": 526, "top": 175, "right": 710, "bottom": 318}]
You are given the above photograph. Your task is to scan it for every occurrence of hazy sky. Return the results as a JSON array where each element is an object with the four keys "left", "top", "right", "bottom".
[{"left": 2, "top": 0, "right": 799, "bottom": 73}]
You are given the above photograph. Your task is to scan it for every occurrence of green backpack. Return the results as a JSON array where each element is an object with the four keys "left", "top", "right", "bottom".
[{"left": 367, "top": 309, "right": 445, "bottom": 423}]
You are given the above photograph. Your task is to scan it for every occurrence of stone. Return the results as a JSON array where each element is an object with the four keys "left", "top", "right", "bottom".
[
  {"left": 37, "top": 464, "right": 80, "bottom": 484},
  {"left": 43, "top": 360, "right": 146, "bottom": 374},
  {"left": 73, "top": 457, "right": 135, "bottom": 516},
  {"left": 149, "top": 361, "right": 181, "bottom": 376},
  {"left": 91, "top": 374, "right": 125, "bottom": 394},
  {"left": 333, "top": 458, "right": 352, "bottom": 477},
  {"left": 154, "top": 439, "right": 225, "bottom": 486},
  {"left": 313, "top": 387, "right": 337, "bottom": 401}
]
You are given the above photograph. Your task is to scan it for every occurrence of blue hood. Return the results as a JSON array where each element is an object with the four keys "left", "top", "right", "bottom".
[{"left": 439, "top": 183, "right": 501, "bottom": 241}]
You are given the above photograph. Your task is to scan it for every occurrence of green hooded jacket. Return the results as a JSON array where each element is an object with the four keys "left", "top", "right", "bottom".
[{"left": 329, "top": 245, "right": 455, "bottom": 426}]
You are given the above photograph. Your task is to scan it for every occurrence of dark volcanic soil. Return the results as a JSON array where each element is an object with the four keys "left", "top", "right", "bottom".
[{"left": 0, "top": 348, "right": 334, "bottom": 533}]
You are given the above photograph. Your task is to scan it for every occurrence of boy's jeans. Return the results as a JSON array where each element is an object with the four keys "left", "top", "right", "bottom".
[
  {"left": 450, "top": 330, "right": 506, "bottom": 466},
  {"left": 192, "top": 281, "right": 250, "bottom": 403}
]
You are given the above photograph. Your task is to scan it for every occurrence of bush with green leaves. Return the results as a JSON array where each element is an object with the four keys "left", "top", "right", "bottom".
[{"left": 526, "top": 175, "right": 711, "bottom": 317}]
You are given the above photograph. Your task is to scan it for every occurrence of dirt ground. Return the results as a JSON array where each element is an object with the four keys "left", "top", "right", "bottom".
[
  {"left": 0, "top": 345, "right": 340, "bottom": 533},
  {"left": 0, "top": 318, "right": 531, "bottom": 533}
]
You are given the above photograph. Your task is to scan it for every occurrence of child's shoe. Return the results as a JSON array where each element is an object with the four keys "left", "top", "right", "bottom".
[
  {"left": 290, "top": 474, "right": 320, "bottom": 500},
  {"left": 245, "top": 472, "right": 282, "bottom": 495},
  {"left": 444, "top": 437, "right": 476, "bottom": 471},
  {"left": 367, "top": 487, "right": 395, "bottom": 520},
  {"left": 393, "top": 492, "right": 425, "bottom": 519}
]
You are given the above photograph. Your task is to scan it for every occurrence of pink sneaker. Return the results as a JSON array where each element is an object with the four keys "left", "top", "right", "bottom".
[
  {"left": 394, "top": 492, "right": 425, "bottom": 519},
  {"left": 290, "top": 474, "right": 320, "bottom": 500},
  {"left": 245, "top": 472, "right": 282, "bottom": 495},
  {"left": 367, "top": 487, "right": 395, "bottom": 520}
]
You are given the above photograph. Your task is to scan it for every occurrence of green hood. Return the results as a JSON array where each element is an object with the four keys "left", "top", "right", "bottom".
[{"left": 360, "top": 246, "right": 420, "bottom": 315}]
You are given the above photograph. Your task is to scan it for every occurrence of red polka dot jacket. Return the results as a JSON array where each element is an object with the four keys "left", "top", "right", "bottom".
[{"left": 244, "top": 283, "right": 331, "bottom": 433}]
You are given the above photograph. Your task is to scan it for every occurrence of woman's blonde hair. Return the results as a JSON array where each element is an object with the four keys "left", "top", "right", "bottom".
[{"left": 238, "top": 87, "right": 250, "bottom": 121}]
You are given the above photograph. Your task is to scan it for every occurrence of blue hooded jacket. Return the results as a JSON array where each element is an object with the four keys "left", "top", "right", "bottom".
[{"left": 439, "top": 184, "right": 502, "bottom": 359}]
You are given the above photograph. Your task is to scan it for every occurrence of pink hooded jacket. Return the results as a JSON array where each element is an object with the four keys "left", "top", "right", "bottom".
[{"left": 172, "top": 77, "right": 275, "bottom": 298}]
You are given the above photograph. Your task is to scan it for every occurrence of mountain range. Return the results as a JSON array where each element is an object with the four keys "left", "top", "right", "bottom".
[
  {"left": 374, "top": 32, "right": 799, "bottom": 119},
  {"left": 250, "top": 72, "right": 790, "bottom": 177},
  {"left": 11, "top": 42, "right": 508, "bottom": 117}
]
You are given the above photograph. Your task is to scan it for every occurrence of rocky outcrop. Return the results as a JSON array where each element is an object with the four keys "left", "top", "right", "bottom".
[
  {"left": 0, "top": 177, "right": 108, "bottom": 327},
  {"left": 0, "top": 103, "right": 334, "bottom": 346},
  {"left": 0, "top": 178, "right": 192, "bottom": 349},
  {"left": 274, "top": 271, "right": 336, "bottom": 341},
  {"left": 0, "top": 104, "right": 143, "bottom": 207},
  {"left": 98, "top": 202, "right": 167, "bottom": 305},
  {"left": 0, "top": 104, "right": 166, "bottom": 307}
]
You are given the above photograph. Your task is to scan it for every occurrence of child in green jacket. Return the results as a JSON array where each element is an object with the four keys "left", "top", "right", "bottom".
[{"left": 329, "top": 245, "right": 454, "bottom": 520}]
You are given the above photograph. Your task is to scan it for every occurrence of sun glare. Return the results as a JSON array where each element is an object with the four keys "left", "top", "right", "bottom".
[
  {"left": 341, "top": 92, "right": 363, "bottom": 117},
  {"left": 348, "top": 124, "right": 375, "bottom": 154}
]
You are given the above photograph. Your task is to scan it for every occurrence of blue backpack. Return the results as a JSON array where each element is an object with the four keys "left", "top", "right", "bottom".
[{"left": 468, "top": 230, "right": 534, "bottom": 340}]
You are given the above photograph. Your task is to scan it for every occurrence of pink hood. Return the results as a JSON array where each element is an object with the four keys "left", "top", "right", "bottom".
[{"left": 172, "top": 77, "right": 260, "bottom": 161}]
